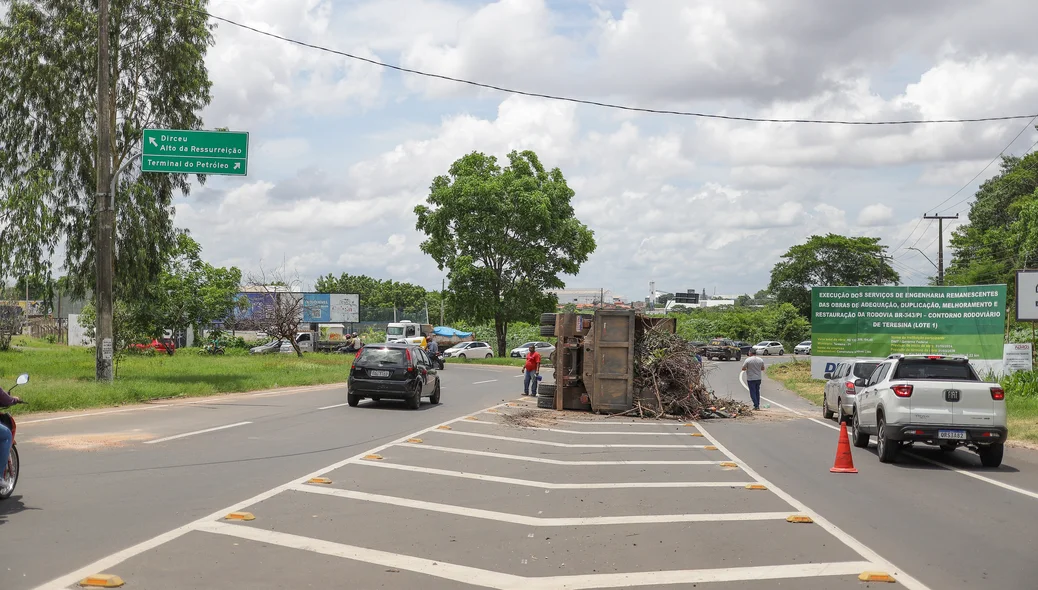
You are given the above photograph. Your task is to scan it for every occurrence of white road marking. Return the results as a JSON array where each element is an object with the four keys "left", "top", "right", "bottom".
[
  {"left": 348, "top": 460, "right": 755, "bottom": 489},
  {"left": 435, "top": 429, "right": 711, "bottom": 448},
  {"left": 472, "top": 379, "right": 499, "bottom": 385},
  {"left": 197, "top": 521, "right": 872, "bottom": 590},
  {"left": 292, "top": 484, "right": 791, "bottom": 526},
  {"left": 144, "top": 421, "right": 253, "bottom": 444},
  {"left": 741, "top": 370, "right": 1038, "bottom": 501},
  {"left": 693, "top": 421, "right": 930, "bottom": 590},
  {"left": 31, "top": 403, "right": 514, "bottom": 590},
  {"left": 466, "top": 420, "right": 687, "bottom": 436},
  {"left": 318, "top": 403, "right": 350, "bottom": 410},
  {"left": 905, "top": 451, "right": 1038, "bottom": 501},
  {"left": 400, "top": 444, "right": 724, "bottom": 465}
]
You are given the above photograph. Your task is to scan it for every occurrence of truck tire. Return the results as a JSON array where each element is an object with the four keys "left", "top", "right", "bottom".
[
  {"left": 978, "top": 443, "right": 1004, "bottom": 467},
  {"left": 539, "top": 325, "right": 556, "bottom": 337},
  {"left": 540, "top": 313, "right": 558, "bottom": 327},
  {"left": 537, "top": 382, "right": 556, "bottom": 396},
  {"left": 537, "top": 394, "right": 555, "bottom": 409}
]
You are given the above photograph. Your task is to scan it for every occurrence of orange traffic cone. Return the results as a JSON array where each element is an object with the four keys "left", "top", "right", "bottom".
[{"left": 830, "top": 421, "right": 858, "bottom": 473}]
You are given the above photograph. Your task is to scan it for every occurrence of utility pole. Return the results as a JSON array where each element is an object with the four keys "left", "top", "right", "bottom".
[
  {"left": 440, "top": 278, "right": 445, "bottom": 325},
  {"left": 95, "top": 0, "right": 114, "bottom": 382},
  {"left": 876, "top": 255, "right": 894, "bottom": 285},
  {"left": 923, "top": 214, "right": 958, "bottom": 286}
]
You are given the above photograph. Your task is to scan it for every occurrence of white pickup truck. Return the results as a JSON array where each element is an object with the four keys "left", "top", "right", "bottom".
[{"left": 850, "top": 354, "right": 1007, "bottom": 467}]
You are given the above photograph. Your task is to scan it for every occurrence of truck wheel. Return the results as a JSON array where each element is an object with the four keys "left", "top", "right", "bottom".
[
  {"left": 540, "top": 313, "right": 557, "bottom": 327},
  {"left": 876, "top": 416, "right": 898, "bottom": 463},
  {"left": 539, "top": 325, "right": 556, "bottom": 337},
  {"left": 978, "top": 443, "right": 1004, "bottom": 467},
  {"left": 735, "top": 352, "right": 742, "bottom": 361},
  {"left": 537, "top": 382, "right": 556, "bottom": 396},
  {"left": 537, "top": 394, "right": 555, "bottom": 409}
]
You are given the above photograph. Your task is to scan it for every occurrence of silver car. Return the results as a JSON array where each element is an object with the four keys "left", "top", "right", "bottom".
[
  {"left": 793, "top": 340, "right": 811, "bottom": 355},
  {"left": 823, "top": 360, "right": 881, "bottom": 423}
]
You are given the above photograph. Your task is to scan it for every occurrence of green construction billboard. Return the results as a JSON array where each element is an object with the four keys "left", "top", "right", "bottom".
[{"left": 810, "top": 285, "right": 1007, "bottom": 378}]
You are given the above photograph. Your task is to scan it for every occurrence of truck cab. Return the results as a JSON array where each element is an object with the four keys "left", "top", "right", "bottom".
[{"left": 386, "top": 320, "right": 432, "bottom": 347}]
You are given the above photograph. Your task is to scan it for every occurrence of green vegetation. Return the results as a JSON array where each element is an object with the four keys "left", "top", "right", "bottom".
[
  {"left": 673, "top": 303, "right": 810, "bottom": 350},
  {"left": 1, "top": 337, "right": 353, "bottom": 415},
  {"left": 770, "top": 360, "right": 1038, "bottom": 444},
  {"left": 415, "top": 149, "right": 596, "bottom": 356}
]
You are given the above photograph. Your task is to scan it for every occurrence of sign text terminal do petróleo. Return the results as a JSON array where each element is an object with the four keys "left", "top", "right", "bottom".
[{"left": 142, "top": 129, "right": 249, "bottom": 176}]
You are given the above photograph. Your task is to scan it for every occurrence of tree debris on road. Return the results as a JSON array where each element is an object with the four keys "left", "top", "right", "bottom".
[{"left": 630, "top": 325, "right": 751, "bottom": 420}]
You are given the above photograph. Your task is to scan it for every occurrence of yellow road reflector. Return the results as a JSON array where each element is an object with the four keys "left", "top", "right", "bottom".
[
  {"left": 79, "top": 574, "right": 125, "bottom": 588},
  {"left": 307, "top": 477, "right": 332, "bottom": 485},
  {"left": 464, "top": 416, "right": 478, "bottom": 420},
  {"left": 745, "top": 484, "right": 768, "bottom": 490},
  {"left": 858, "top": 572, "right": 897, "bottom": 583},
  {"left": 690, "top": 433, "right": 704, "bottom": 437},
  {"left": 407, "top": 438, "right": 423, "bottom": 444},
  {"left": 683, "top": 423, "right": 695, "bottom": 427},
  {"left": 486, "top": 409, "right": 499, "bottom": 413},
  {"left": 225, "top": 512, "right": 255, "bottom": 521},
  {"left": 506, "top": 403, "right": 519, "bottom": 407},
  {"left": 719, "top": 462, "right": 739, "bottom": 468},
  {"left": 363, "top": 454, "right": 383, "bottom": 461},
  {"left": 437, "top": 425, "right": 452, "bottom": 430},
  {"left": 786, "top": 515, "right": 814, "bottom": 524},
  {"left": 703, "top": 445, "right": 718, "bottom": 450}
]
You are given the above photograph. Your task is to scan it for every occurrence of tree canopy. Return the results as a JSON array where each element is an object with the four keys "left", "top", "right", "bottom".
[
  {"left": 415, "top": 150, "right": 596, "bottom": 355},
  {"left": 314, "top": 273, "right": 428, "bottom": 320},
  {"left": 946, "top": 150, "right": 1038, "bottom": 307},
  {"left": 0, "top": 0, "right": 215, "bottom": 299},
  {"left": 768, "top": 234, "right": 899, "bottom": 316}
]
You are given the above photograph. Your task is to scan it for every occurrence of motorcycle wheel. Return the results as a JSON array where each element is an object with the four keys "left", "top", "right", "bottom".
[{"left": 0, "top": 445, "right": 18, "bottom": 500}]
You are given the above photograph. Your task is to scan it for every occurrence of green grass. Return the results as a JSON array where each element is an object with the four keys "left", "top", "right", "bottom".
[
  {"left": 771, "top": 361, "right": 1038, "bottom": 444},
  {"left": 766, "top": 360, "right": 825, "bottom": 406},
  {"left": 0, "top": 338, "right": 354, "bottom": 414}
]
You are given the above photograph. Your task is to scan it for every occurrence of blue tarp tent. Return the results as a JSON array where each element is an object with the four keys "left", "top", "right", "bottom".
[{"left": 433, "top": 326, "right": 473, "bottom": 338}]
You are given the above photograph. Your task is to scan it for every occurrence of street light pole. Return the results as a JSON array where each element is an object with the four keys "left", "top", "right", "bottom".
[{"left": 907, "top": 247, "right": 940, "bottom": 272}]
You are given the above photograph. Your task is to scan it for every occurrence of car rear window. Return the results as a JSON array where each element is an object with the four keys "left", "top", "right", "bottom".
[
  {"left": 892, "top": 360, "right": 978, "bottom": 381},
  {"left": 356, "top": 347, "right": 407, "bottom": 367},
  {"left": 852, "top": 363, "right": 880, "bottom": 378}
]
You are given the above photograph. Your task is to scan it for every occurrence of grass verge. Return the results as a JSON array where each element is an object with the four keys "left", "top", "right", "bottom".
[
  {"left": 769, "top": 360, "right": 1038, "bottom": 444},
  {"left": 1, "top": 338, "right": 353, "bottom": 415},
  {"left": 766, "top": 360, "right": 825, "bottom": 406}
]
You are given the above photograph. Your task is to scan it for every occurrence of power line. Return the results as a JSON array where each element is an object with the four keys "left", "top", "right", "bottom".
[
  {"left": 935, "top": 133, "right": 1038, "bottom": 216},
  {"left": 157, "top": 0, "right": 1038, "bottom": 127}
]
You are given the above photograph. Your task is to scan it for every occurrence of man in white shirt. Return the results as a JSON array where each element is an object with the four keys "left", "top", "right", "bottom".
[{"left": 741, "top": 349, "right": 766, "bottom": 410}]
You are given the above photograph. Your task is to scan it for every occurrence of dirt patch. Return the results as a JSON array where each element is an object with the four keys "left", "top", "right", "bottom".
[
  {"left": 28, "top": 432, "right": 152, "bottom": 451},
  {"left": 1006, "top": 439, "right": 1038, "bottom": 452}
]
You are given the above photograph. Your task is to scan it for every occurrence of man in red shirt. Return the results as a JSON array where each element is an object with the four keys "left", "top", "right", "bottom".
[{"left": 522, "top": 344, "right": 541, "bottom": 396}]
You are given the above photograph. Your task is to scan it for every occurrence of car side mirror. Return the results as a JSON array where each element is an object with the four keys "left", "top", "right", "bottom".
[
  {"left": 16, "top": 373, "right": 29, "bottom": 386},
  {"left": 823, "top": 372, "right": 832, "bottom": 380},
  {"left": 854, "top": 378, "right": 866, "bottom": 388}
]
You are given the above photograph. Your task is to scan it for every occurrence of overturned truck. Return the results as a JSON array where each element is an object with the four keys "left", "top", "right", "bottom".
[{"left": 537, "top": 309, "right": 748, "bottom": 419}]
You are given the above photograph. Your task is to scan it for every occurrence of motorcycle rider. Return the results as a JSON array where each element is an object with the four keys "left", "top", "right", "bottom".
[{"left": 0, "top": 386, "right": 22, "bottom": 478}]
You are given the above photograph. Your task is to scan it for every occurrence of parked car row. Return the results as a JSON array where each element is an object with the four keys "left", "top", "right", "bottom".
[{"left": 823, "top": 354, "right": 1007, "bottom": 467}]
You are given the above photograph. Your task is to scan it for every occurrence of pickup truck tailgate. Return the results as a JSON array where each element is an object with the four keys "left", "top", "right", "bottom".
[{"left": 908, "top": 381, "right": 997, "bottom": 427}]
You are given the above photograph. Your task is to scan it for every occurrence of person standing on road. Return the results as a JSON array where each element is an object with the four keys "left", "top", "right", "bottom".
[
  {"left": 741, "top": 349, "right": 766, "bottom": 410},
  {"left": 522, "top": 344, "right": 542, "bottom": 396}
]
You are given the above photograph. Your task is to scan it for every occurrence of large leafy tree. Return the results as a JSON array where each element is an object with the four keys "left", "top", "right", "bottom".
[
  {"left": 946, "top": 151, "right": 1038, "bottom": 306},
  {"left": 415, "top": 150, "right": 596, "bottom": 356},
  {"left": 0, "top": 0, "right": 215, "bottom": 299},
  {"left": 768, "top": 234, "right": 899, "bottom": 316}
]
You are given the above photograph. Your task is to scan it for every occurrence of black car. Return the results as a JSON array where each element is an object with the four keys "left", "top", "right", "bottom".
[
  {"left": 347, "top": 343, "right": 441, "bottom": 409},
  {"left": 732, "top": 341, "right": 754, "bottom": 355}
]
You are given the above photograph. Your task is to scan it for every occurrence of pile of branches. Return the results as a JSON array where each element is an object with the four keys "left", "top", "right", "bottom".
[{"left": 630, "top": 326, "right": 751, "bottom": 419}]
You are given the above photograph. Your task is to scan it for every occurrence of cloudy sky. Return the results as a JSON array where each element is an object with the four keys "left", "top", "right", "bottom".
[{"left": 175, "top": 0, "right": 1038, "bottom": 301}]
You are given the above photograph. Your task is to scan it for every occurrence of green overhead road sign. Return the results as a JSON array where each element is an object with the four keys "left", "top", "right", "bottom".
[{"left": 142, "top": 129, "right": 249, "bottom": 176}]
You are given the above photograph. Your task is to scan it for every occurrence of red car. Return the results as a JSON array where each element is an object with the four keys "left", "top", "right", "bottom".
[{"left": 131, "top": 338, "right": 176, "bottom": 355}]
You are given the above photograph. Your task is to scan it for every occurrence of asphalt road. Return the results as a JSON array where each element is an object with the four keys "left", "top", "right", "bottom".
[{"left": 4, "top": 357, "right": 1037, "bottom": 589}]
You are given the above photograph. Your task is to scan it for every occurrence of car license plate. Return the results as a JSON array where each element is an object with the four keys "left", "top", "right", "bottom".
[
  {"left": 368, "top": 370, "right": 390, "bottom": 378},
  {"left": 938, "top": 430, "right": 967, "bottom": 440}
]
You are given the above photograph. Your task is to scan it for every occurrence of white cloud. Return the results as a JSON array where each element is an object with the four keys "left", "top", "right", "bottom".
[{"left": 858, "top": 203, "right": 895, "bottom": 226}]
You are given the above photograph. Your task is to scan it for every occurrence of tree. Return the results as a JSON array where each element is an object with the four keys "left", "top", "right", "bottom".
[
  {"left": 245, "top": 268, "right": 304, "bottom": 357},
  {"left": 78, "top": 300, "right": 150, "bottom": 375},
  {"left": 415, "top": 150, "right": 596, "bottom": 356},
  {"left": 735, "top": 294, "right": 752, "bottom": 307},
  {"left": 768, "top": 234, "right": 899, "bottom": 316},
  {"left": 314, "top": 273, "right": 428, "bottom": 320},
  {"left": 133, "top": 234, "right": 244, "bottom": 344},
  {"left": 0, "top": 0, "right": 215, "bottom": 299}
]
